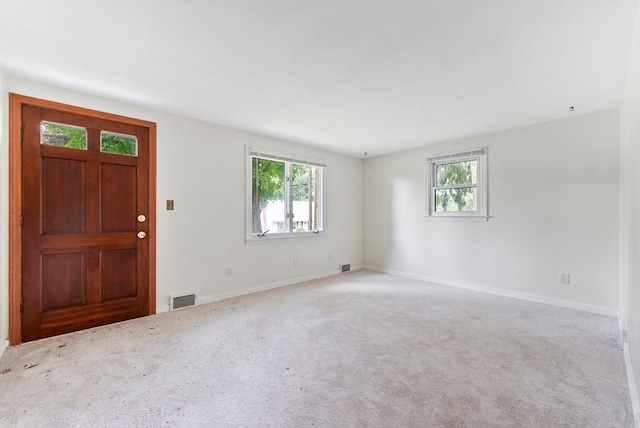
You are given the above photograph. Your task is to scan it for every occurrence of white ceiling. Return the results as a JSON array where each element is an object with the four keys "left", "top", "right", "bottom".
[{"left": 1, "top": 1, "right": 638, "bottom": 158}]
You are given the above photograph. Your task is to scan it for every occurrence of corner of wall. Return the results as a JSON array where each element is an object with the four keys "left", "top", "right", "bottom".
[{"left": 619, "top": 2, "right": 640, "bottom": 426}]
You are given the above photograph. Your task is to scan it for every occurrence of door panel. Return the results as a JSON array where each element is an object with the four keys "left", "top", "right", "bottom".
[
  {"left": 101, "top": 249, "right": 137, "bottom": 301},
  {"left": 41, "top": 253, "right": 86, "bottom": 311},
  {"left": 100, "top": 163, "right": 137, "bottom": 232},
  {"left": 42, "top": 157, "right": 87, "bottom": 234},
  {"left": 20, "top": 101, "right": 152, "bottom": 342}
]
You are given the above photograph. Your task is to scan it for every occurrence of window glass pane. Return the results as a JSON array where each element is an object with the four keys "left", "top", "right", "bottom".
[
  {"left": 435, "top": 187, "right": 477, "bottom": 212},
  {"left": 252, "top": 157, "right": 285, "bottom": 234},
  {"left": 101, "top": 131, "right": 137, "bottom": 156},
  {"left": 436, "top": 160, "right": 477, "bottom": 186},
  {"left": 41, "top": 122, "right": 87, "bottom": 150},
  {"left": 292, "top": 164, "right": 320, "bottom": 232}
]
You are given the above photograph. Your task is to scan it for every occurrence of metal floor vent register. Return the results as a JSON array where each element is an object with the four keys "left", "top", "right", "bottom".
[{"left": 170, "top": 292, "right": 197, "bottom": 310}]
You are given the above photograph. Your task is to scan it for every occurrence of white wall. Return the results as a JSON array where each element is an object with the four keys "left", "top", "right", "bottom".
[
  {"left": 620, "top": 3, "right": 640, "bottom": 424},
  {"left": 363, "top": 109, "right": 620, "bottom": 314},
  {"left": 0, "top": 77, "right": 363, "bottom": 341}
]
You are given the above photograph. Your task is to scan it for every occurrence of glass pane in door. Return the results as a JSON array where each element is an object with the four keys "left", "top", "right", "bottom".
[
  {"left": 101, "top": 131, "right": 137, "bottom": 156},
  {"left": 41, "top": 121, "right": 87, "bottom": 150}
]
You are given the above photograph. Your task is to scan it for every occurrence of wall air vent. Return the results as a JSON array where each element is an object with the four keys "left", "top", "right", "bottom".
[
  {"left": 340, "top": 264, "right": 351, "bottom": 272},
  {"left": 169, "top": 292, "right": 197, "bottom": 311}
]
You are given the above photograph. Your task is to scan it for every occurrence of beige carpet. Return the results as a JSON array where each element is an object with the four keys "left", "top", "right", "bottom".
[{"left": 0, "top": 271, "right": 634, "bottom": 427}]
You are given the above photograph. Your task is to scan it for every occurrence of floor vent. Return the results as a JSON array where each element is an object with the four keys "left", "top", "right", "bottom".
[
  {"left": 340, "top": 264, "right": 351, "bottom": 272},
  {"left": 170, "top": 293, "right": 197, "bottom": 311}
]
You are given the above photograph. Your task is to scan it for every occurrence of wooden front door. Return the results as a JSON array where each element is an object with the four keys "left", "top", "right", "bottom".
[{"left": 17, "top": 96, "right": 156, "bottom": 342}]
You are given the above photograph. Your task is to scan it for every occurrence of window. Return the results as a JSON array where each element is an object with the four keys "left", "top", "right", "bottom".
[
  {"left": 41, "top": 121, "right": 87, "bottom": 150},
  {"left": 247, "top": 147, "right": 325, "bottom": 240},
  {"left": 100, "top": 131, "right": 138, "bottom": 156},
  {"left": 41, "top": 122, "right": 138, "bottom": 157},
  {"left": 425, "top": 148, "right": 488, "bottom": 219}
]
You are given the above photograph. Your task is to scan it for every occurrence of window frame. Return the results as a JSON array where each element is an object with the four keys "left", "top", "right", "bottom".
[
  {"left": 425, "top": 147, "right": 488, "bottom": 220},
  {"left": 246, "top": 146, "right": 326, "bottom": 241}
]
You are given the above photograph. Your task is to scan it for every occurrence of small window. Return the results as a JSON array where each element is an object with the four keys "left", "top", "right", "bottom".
[
  {"left": 41, "top": 122, "right": 87, "bottom": 150},
  {"left": 425, "top": 148, "right": 488, "bottom": 219},
  {"left": 101, "top": 131, "right": 137, "bottom": 156},
  {"left": 247, "top": 147, "right": 325, "bottom": 240}
]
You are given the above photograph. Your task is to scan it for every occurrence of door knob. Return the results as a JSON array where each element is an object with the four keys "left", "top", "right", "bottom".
[
  {"left": 137, "top": 231, "right": 146, "bottom": 239},
  {"left": 137, "top": 214, "right": 146, "bottom": 223}
]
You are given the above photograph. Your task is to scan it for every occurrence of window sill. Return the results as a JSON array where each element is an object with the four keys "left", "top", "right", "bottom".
[
  {"left": 423, "top": 215, "right": 490, "bottom": 222},
  {"left": 245, "top": 232, "right": 327, "bottom": 245}
]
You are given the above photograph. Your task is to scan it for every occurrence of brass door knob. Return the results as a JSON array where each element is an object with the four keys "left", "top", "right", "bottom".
[
  {"left": 137, "top": 214, "right": 146, "bottom": 223},
  {"left": 137, "top": 231, "right": 147, "bottom": 239}
]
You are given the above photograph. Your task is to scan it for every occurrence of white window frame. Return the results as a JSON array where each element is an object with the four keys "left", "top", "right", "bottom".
[
  {"left": 246, "top": 146, "right": 326, "bottom": 241},
  {"left": 425, "top": 147, "right": 488, "bottom": 221}
]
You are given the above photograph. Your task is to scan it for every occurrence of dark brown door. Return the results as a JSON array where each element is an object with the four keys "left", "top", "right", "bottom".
[{"left": 21, "top": 103, "right": 151, "bottom": 342}]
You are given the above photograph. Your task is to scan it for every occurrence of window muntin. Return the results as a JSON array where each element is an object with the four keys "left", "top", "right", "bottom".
[
  {"left": 248, "top": 148, "right": 325, "bottom": 239},
  {"left": 426, "top": 148, "right": 487, "bottom": 218}
]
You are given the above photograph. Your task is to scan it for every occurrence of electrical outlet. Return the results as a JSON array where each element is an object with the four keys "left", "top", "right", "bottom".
[
  {"left": 559, "top": 273, "right": 570, "bottom": 285},
  {"left": 226, "top": 267, "right": 233, "bottom": 278},
  {"left": 166, "top": 200, "right": 174, "bottom": 210}
]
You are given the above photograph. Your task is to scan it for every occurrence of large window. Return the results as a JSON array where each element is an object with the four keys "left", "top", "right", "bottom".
[
  {"left": 425, "top": 148, "right": 488, "bottom": 219},
  {"left": 247, "top": 147, "right": 325, "bottom": 239}
]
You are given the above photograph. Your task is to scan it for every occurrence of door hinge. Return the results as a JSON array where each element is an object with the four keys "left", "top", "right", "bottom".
[
  {"left": 20, "top": 215, "right": 24, "bottom": 227},
  {"left": 20, "top": 301, "right": 24, "bottom": 314}
]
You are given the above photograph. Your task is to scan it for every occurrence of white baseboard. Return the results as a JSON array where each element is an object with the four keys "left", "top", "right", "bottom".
[
  {"left": 156, "top": 267, "right": 355, "bottom": 314},
  {"left": 362, "top": 265, "right": 618, "bottom": 317},
  {"left": 0, "top": 339, "right": 8, "bottom": 359},
  {"left": 620, "top": 317, "right": 628, "bottom": 351},
  {"left": 624, "top": 343, "right": 640, "bottom": 428}
]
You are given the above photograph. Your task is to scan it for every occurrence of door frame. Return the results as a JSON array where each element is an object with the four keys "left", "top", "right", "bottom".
[{"left": 8, "top": 93, "right": 157, "bottom": 345}]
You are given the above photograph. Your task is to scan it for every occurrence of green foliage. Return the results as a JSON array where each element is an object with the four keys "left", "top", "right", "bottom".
[
  {"left": 435, "top": 160, "right": 477, "bottom": 212},
  {"left": 252, "top": 158, "right": 285, "bottom": 208},
  {"left": 101, "top": 133, "right": 137, "bottom": 155},
  {"left": 436, "top": 160, "right": 474, "bottom": 187},
  {"left": 252, "top": 157, "right": 284, "bottom": 233},
  {"left": 41, "top": 123, "right": 86, "bottom": 149},
  {"left": 251, "top": 161, "right": 316, "bottom": 207},
  {"left": 40, "top": 124, "right": 136, "bottom": 156},
  {"left": 251, "top": 157, "right": 320, "bottom": 233},
  {"left": 292, "top": 164, "right": 311, "bottom": 201}
]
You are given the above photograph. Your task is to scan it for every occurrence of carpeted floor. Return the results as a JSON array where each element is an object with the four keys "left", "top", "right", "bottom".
[{"left": 0, "top": 271, "right": 634, "bottom": 427}]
